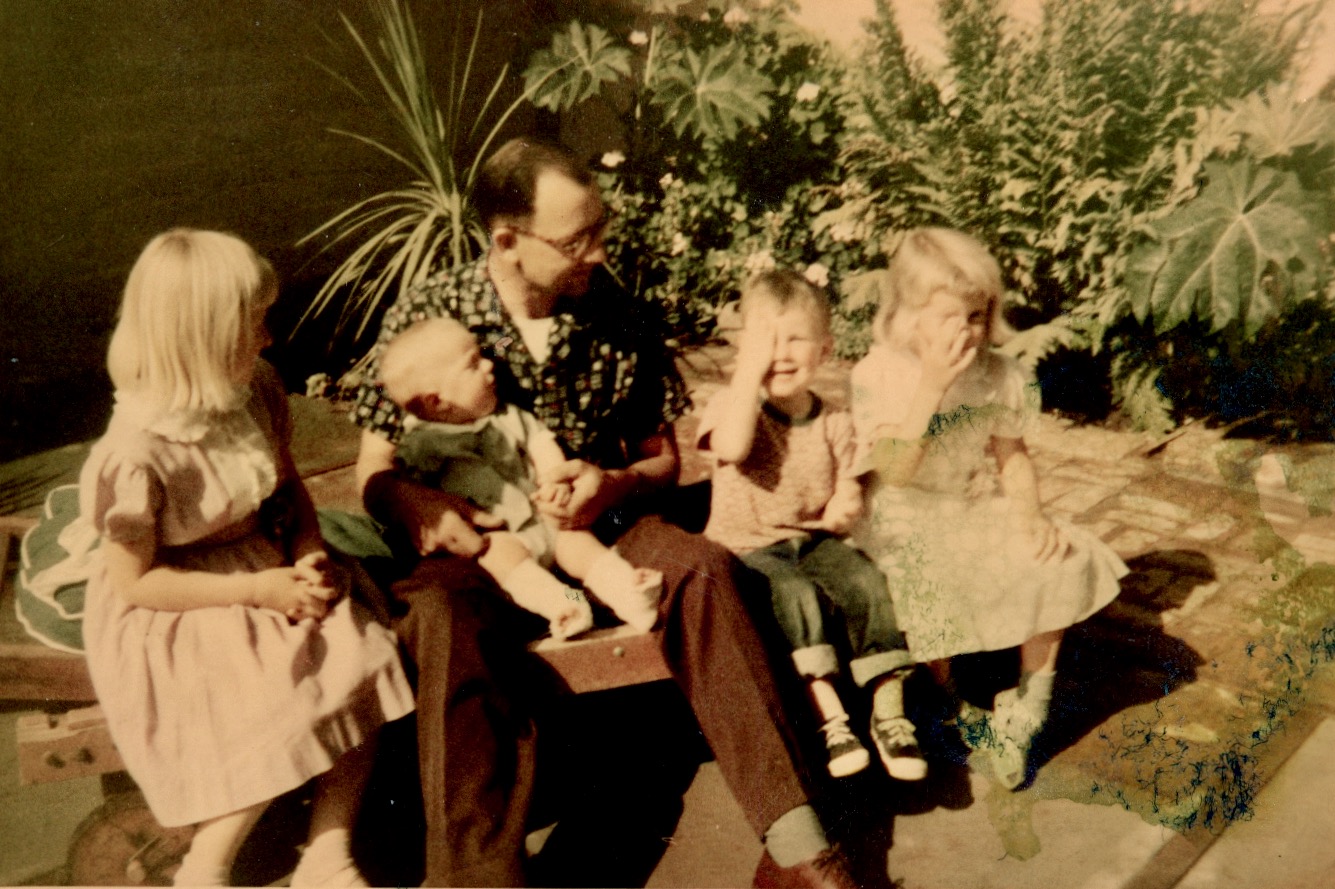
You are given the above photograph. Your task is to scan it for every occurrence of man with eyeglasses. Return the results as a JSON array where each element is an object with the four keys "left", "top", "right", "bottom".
[{"left": 350, "top": 137, "right": 858, "bottom": 889}]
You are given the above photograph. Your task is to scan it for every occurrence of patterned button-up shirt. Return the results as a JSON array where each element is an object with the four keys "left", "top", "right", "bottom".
[{"left": 351, "top": 257, "right": 691, "bottom": 469}]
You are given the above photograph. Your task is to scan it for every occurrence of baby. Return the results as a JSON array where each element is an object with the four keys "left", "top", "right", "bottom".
[{"left": 378, "top": 317, "right": 662, "bottom": 639}]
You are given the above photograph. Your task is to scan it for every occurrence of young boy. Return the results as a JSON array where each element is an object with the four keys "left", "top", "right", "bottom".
[
  {"left": 377, "top": 317, "right": 662, "bottom": 639},
  {"left": 697, "top": 270, "right": 926, "bottom": 780}
]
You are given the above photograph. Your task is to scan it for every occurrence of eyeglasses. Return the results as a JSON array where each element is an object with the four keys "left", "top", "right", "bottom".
[{"left": 513, "top": 211, "right": 612, "bottom": 260}]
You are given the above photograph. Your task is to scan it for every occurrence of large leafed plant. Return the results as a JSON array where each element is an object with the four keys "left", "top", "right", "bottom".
[{"left": 518, "top": 0, "right": 862, "bottom": 337}]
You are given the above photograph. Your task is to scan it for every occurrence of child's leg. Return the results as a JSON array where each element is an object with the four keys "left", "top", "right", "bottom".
[
  {"left": 798, "top": 538, "right": 925, "bottom": 780},
  {"left": 481, "top": 531, "right": 592, "bottom": 640},
  {"left": 290, "top": 734, "right": 379, "bottom": 888},
  {"left": 743, "top": 543, "right": 869, "bottom": 778},
  {"left": 554, "top": 529, "right": 661, "bottom": 632},
  {"left": 990, "top": 628, "right": 1064, "bottom": 789},
  {"left": 174, "top": 801, "right": 269, "bottom": 886}
]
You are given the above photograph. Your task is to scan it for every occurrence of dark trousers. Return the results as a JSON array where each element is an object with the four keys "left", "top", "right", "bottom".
[
  {"left": 390, "top": 513, "right": 815, "bottom": 886},
  {"left": 743, "top": 534, "right": 912, "bottom": 686}
]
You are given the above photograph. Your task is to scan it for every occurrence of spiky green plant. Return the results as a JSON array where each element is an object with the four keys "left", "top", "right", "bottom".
[{"left": 297, "top": 0, "right": 559, "bottom": 349}]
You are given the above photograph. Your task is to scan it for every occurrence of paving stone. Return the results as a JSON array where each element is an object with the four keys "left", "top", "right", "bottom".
[
  {"left": 1047, "top": 484, "right": 1119, "bottom": 517},
  {"left": 1182, "top": 515, "right": 1237, "bottom": 542},
  {"left": 1177, "top": 718, "right": 1335, "bottom": 889}
]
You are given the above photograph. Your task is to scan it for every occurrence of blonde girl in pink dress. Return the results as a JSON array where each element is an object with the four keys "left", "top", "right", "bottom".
[
  {"left": 851, "top": 227, "right": 1125, "bottom": 789},
  {"left": 72, "top": 230, "right": 414, "bottom": 886}
]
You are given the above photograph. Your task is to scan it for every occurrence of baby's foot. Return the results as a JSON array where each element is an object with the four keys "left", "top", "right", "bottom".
[
  {"left": 585, "top": 553, "right": 662, "bottom": 632},
  {"left": 548, "top": 597, "right": 594, "bottom": 641}
]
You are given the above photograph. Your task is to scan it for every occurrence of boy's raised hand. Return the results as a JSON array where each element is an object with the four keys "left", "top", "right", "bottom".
[{"left": 733, "top": 308, "right": 777, "bottom": 388}]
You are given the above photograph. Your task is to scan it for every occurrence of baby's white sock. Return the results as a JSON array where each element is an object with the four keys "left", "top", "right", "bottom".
[
  {"left": 583, "top": 548, "right": 661, "bottom": 632},
  {"left": 500, "top": 558, "right": 593, "bottom": 640},
  {"left": 290, "top": 828, "right": 366, "bottom": 888},
  {"left": 172, "top": 851, "right": 229, "bottom": 887}
]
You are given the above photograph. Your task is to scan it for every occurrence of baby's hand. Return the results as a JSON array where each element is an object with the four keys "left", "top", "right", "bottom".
[
  {"left": 535, "top": 480, "right": 574, "bottom": 509},
  {"left": 821, "top": 485, "right": 864, "bottom": 535},
  {"left": 1017, "top": 513, "right": 1069, "bottom": 564},
  {"left": 253, "top": 565, "right": 335, "bottom": 622}
]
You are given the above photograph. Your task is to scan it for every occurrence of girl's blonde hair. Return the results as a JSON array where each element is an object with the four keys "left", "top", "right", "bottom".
[
  {"left": 871, "top": 227, "right": 1013, "bottom": 349},
  {"left": 108, "top": 229, "right": 276, "bottom": 412}
]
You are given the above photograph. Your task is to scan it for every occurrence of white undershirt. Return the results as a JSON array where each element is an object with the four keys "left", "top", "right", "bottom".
[{"left": 511, "top": 315, "right": 556, "bottom": 364}]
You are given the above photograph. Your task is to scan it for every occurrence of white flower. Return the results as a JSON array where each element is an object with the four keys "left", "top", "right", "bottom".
[
  {"left": 723, "top": 6, "right": 750, "bottom": 26},
  {"left": 828, "top": 220, "right": 857, "bottom": 243},
  {"left": 659, "top": 172, "right": 675, "bottom": 189},
  {"left": 743, "top": 249, "right": 776, "bottom": 273},
  {"left": 671, "top": 232, "right": 689, "bottom": 256},
  {"left": 600, "top": 150, "right": 626, "bottom": 169},
  {"left": 629, "top": 30, "right": 649, "bottom": 46},
  {"left": 795, "top": 81, "right": 821, "bottom": 103},
  {"left": 803, "top": 263, "right": 830, "bottom": 288}
]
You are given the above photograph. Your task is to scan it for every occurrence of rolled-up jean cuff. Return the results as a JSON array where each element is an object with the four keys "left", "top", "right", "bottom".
[
  {"left": 764, "top": 803, "right": 829, "bottom": 868},
  {"left": 850, "top": 650, "right": 914, "bottom": 687},
  {"left": 791, "top": 644, "right": 839, "bottom": 678}
]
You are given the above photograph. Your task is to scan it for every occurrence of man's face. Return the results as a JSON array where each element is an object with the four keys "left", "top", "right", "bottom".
[{"left": 510, "top": 171, "right": 609, "bottom": 298}]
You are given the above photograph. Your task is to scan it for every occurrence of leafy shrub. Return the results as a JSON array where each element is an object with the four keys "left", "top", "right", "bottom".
[
  {"left": 521, "top": 0, "right": 873, "bottom": 339},
  {"left": 835, "top": 0, "right": 1333, "bottom": 432}
]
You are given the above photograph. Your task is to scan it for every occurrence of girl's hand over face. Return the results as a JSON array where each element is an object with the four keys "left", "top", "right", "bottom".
[
  {"left": 734, "top": 311, "right": 777, "bottom": 388},
  {"left": 918, "top": 316, "right": 977, "bottom": 394},
  {"left": 253, "top": 566, "right": 334, "bottom": 622}
]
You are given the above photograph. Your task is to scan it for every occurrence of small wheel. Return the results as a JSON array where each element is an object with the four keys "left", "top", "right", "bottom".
[{"left": 67, "top": 791, "right": 195, "bottom": 886}]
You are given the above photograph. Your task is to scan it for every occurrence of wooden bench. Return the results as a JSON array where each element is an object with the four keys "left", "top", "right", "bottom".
[{"left": 2, "top": 514, "right": 673, "bottom": 786}]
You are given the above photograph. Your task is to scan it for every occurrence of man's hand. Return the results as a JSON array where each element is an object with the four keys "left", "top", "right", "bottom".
[
  {"left": 536, "top": 459, "right": 625, "bottom": 530},
  {"left": 396, "top": 484, "right": 505, "bottom": 557}
]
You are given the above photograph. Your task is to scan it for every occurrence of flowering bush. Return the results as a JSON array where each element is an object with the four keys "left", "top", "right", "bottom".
[{"left": 522, "top": 0, "right": 874, "bottom": 341}]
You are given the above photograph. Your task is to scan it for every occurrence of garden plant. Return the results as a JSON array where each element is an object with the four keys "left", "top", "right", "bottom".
[{"left": 303, "top": 0, "right": 1335, "bottom": 434}]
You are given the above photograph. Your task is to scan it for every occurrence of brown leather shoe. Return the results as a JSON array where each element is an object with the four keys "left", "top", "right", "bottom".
[{"left": 753, "top": 848, "right": 861, "bottom": 889}]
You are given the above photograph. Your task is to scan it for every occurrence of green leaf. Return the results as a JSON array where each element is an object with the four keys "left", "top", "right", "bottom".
[
  {"left": 523, "top": 22, "right": 632, "bottom": 112},
  {"left": 653, "top": 46, "right": 773, "bottom": 142},
  {"left": 1228, "top": 87, "right": 1335, "bottom": 162},
  {"left": 1124, "top": 160, "right": 1328, "bottom": 336}
]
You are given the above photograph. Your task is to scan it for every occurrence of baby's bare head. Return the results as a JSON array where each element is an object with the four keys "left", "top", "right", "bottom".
[{"left": 379, "top": 317, "right": 496, "bottom": 423}]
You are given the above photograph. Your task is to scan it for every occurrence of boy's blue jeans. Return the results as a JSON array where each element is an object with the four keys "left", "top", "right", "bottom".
[{"left": 743, "top": 533, "right": 912, "bottom": 686}]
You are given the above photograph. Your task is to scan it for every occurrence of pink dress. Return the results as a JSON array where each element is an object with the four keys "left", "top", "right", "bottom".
[{"left": 75, "top": 364, "right": 414, "bottom": 827}]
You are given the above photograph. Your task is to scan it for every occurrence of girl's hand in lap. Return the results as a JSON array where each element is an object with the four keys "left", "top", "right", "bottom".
[
  {"left": 294, "top": 550, "right": 349, "bottom": 603},
  {"left": 254, "top": 566, "right": 335, "bottom": 622},
  {"left": 1017, "top": 513, "right": 1069, "bottom": 564}
]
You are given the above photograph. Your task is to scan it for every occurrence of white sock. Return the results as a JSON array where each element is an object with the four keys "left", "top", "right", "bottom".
[
  {"left": 500, "top": 558, "right": 593, "bottom": 640},
  {"left": 290, "top": 828, "right": 366, "bottom": 888},
  {"left": 583, "top": 548, "right": 661, "bottom": 632},
  {"left": 872, "top": 673, "right": 906, "bottom": 720},
  {"left": 173, "top": 852, "right": 229, "bottom": 887}
]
